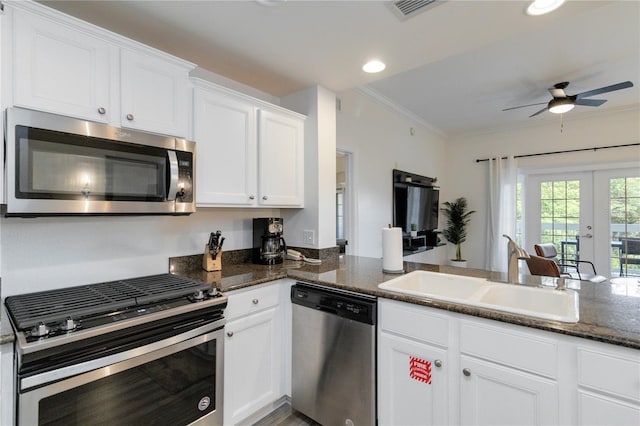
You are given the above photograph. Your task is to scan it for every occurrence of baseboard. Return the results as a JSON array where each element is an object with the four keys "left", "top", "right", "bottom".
[{"left": 237, "top": 395, "right": 291, "bottom": 426}]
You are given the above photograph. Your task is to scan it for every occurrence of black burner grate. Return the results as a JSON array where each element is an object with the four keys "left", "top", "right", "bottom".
[{"left": 5, "top": 274, "right": 211, "bottom": 330}]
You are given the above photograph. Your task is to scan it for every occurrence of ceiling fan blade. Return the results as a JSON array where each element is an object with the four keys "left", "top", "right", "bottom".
[
  {"left": 502, "top": 102, "right": 547, "bottom": 112},
  {"left": 574, "top": 98, "right": 607, "bottom": 107},
  {"left": 575, "top": 81, "right": 634, "bottom": 99},
  {"left": 529, "top": 107, "right": 547, "bottom": 118}
]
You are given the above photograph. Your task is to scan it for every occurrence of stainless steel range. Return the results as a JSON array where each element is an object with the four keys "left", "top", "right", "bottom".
[{"left": 4, "top": 273, "right": 227, "bottom": 426}]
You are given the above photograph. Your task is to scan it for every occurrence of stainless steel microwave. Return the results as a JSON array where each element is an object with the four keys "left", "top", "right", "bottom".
[{"left": 4, "top": 108, "right": 195, "bottom": 216}]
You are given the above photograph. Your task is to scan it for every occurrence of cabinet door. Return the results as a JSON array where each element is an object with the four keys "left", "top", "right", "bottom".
[
  {"left": 120, "top": 48, "right": 190, "bottom": 137},
  {"left": 460, "top": 355, "right": 559, "bottom": 426},
  {"left": 193, "top": 88, "right": 257, "bottom": 206},
  {"left": 224, "top": 307, "right": 281, "bottom": 426},
  {"left": 578, "top": 390, "right": 640, "bottom": 426},
  {"left": 13, "top": 9, "right": 111, "bottom": 123},
  {"left": 378, "top": 332, "right": 448, "bottom": 426},
  {"left": 257, "top": 109, "right": 304, "bottom": 207}
]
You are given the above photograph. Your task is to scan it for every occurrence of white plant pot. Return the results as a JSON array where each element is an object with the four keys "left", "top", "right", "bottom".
[
  {"left": 449, "top": 259, "right": 468, "bottom": 268},
  {"left": 410, "top": 231, "right": 418, "bottom": 237}
]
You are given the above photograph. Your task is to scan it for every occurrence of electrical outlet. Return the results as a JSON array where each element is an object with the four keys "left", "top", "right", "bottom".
[{"left": 303, "top": 230, "right": 315, "bottom": 245}]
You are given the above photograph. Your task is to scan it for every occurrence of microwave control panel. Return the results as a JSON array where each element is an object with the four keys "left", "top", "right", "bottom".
[{"left": 176, "top": 151, "right": 193, "bottom": 202}]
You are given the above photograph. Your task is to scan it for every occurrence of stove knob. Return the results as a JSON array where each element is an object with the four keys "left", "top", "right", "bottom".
[
  {"left": 31, "top": 322, "right": 50, "bottom": 337},
  {"left": 59, "top": 317, "right": 77, "bottom": 331},
  {"left": 207, "top": 287, "right": 219, "bottom": 298},
  {"left": 192, "top": 290, "right": 205, "bottom": 301}
]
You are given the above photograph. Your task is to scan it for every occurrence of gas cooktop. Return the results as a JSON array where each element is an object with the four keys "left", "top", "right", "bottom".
[{"left": 5, "top": 273, "right": 225, "bottom": 343}]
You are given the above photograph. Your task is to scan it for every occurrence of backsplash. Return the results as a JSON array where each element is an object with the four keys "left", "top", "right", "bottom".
[{"left": 168, "top": 246, "right": 339, "bottom": 272}]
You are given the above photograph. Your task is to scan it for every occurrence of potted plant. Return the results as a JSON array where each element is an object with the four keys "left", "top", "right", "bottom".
[
  {"left": 441, "top": 197, "right": 475, "bottom": 267},
  {"left": 410, "top": 223, "right": 418, "bottom": 237}
]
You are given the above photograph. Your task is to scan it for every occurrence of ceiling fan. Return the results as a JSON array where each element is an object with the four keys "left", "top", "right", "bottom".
[{"left": 503, "top": 80, "right": 634, "bottom": 118}]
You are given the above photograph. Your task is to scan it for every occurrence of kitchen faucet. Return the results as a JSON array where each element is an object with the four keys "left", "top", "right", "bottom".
[{"left": 503, "top": 235, "right": 530, "bottom": 284}]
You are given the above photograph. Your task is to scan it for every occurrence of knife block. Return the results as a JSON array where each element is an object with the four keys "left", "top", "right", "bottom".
[{"left": 202, "top": 246, "right": 222, "bottom": 272}]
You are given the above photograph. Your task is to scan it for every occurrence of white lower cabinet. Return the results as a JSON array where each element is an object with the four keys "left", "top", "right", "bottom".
[
  {"left": 459, "top": 355, "right": 559, "bottom": 425},
  {"left": 378, "top": 299, "right": 639, "bottom": 426},
  {"left": 378, "top": 332, "right": 449, "bottom": 425},
  {"left": 224, "top": 307, "right": 279, "bottom": 425},
  {"left": 576, "top": 345, "right": 640, "bottom": 426},
  {"left": 223, "top": 279, "right": 292, "bottom": 426}
]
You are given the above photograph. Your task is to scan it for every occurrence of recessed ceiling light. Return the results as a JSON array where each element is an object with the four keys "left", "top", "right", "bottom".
[
  {"left": 363, "top": 60, "right": 386, "bottom": 73},
  {"left": 526, "top": 0, "right": 565, "bottom": 16}
]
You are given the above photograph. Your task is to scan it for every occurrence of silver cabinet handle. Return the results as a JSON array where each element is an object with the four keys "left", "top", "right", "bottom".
[
  {"left": 580, "top": 234, "right": 593, "bottom": 239},
  {"left": 97, "top": 107, "right": 106, "bottom": 115},
  {"left": 227, "top": 331, "right": 233, "bottom": 337},
  {"left": 252, "top": 299, "right": 259, "bottom": 305},
  {"left": 262, "top": 196, "right": 268, "bottom": 201},
  {"left": 126, "top": 114, "right": 134, "bottom": 121},
  {"left": 462, "top": 368, "right": 471, "bottom": 377},
  {"left": 434, "top": 359, "right": 443, "bottom": 368}
]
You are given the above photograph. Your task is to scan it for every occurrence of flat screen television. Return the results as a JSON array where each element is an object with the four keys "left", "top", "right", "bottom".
[{"left": 393, "top": 184, "right": 439, "bottom": 233}]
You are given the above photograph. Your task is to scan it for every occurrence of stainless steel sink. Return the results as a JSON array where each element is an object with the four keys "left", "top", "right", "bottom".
[{"left": 378, "top": 270, "right": 579, "bottom": 323}]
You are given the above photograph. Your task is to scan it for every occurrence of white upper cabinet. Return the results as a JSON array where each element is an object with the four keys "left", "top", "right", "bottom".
[
  {"left": 120, "top": 48, "right": 190, "bottom": 137},
  {"left": 194, "top": 87, "right": 257, "bottom": 206},
  {"left": 257, "top": 109, "right": 304, "bottom": 206},
  {"left": 193, "top": 80, "right": 305, "bottom": 208},
  {"left": 12, "top": 9, "right": 112, "bottom": 123},
  {"left": 8, "top": 3, "right": 194, "bottom": 137}
]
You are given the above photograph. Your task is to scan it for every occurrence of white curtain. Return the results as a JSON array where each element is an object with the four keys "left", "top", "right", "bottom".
[{"left": 485, "top": 155, "right": 518, "bottom": 272}]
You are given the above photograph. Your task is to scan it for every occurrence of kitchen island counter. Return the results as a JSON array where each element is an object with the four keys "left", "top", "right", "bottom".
[{"left": 171, "top": 254, "right": 640, "bottom": 349}]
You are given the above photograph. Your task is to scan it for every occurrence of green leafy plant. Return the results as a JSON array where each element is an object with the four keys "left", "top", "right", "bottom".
[
  {"left": 410, "top": 223, "right": 417, "bottom": 232},
  {"left": 441, "top": 197, "right": 475, "bottom": 261}
]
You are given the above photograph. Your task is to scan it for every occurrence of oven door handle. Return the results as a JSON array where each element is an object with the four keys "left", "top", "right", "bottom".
[{"left": 20, "top": 319, "right": 224, "bottom": 391}]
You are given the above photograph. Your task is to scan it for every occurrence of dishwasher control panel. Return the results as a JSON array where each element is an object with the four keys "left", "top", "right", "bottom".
[{"left": 291, "top": 283, "right": 376, "bottom": 325}]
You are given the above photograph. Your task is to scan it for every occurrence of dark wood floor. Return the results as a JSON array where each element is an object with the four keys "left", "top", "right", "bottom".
[{"left": 253, "top": 403, "right": 320, "bottom": 426}]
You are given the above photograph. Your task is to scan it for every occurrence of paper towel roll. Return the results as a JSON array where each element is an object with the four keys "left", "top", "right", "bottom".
[{"left": 382, "top": 227, "right": 404, "bottom": 273}]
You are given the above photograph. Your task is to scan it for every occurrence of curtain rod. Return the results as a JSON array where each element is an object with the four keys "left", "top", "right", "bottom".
[{"left": 475, "top": 143, "right": 639, "bottom": 163}]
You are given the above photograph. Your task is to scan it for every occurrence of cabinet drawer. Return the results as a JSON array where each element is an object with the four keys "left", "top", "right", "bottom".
[
  {"left": 225, "top": 284, "right": 280, "bottom": 320},
  {"left": 460, "top": 320, "right": 558, "bottom": 379},
  {"left": 577, "top": 346, "right": 640, "bottom": 402},
  {"left": 379, "top": 300, "right": 449, "bottom": 347}
]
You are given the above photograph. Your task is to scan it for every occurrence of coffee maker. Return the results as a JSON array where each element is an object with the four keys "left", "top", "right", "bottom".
[{"left": 253, "top": 218, "right": 287, "bottom": 265}]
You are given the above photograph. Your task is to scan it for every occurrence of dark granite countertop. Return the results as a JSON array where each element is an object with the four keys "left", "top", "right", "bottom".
[{"left": 171, "top": 255, "right": 640, "bottom": 350}]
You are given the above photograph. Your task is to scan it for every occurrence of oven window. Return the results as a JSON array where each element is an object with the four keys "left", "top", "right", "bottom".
[
  {"left": 37, "top": 340, "right": 218, "bottom": 426},
  {"left": 17, "top": 126, "right": 167, "bottom": 201}
]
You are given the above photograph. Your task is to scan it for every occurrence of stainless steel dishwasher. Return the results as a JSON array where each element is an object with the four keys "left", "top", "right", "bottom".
[{"left": 291, "top": 282, "right": 377, "bottom": 426}]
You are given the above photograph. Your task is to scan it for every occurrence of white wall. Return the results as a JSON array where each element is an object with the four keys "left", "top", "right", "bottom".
[
  {"left": 0, "top": 207, "right": 280, "bottom": 298},
  {"left": 336, "top": 88, "right": 448, "bottom": 261},
  {"left": 446, "top": 107, "right": 640, "bottom": 269}
]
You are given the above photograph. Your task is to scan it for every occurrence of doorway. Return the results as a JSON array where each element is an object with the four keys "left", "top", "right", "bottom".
[
  {"left": 524, "top": 168, "right": 639, "bottom": 277},
  {"left": 336, "top": 151, "right": 352, "bottom": 254}
]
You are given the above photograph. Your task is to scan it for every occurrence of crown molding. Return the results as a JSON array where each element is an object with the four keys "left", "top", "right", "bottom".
[{"left": 355, "top": 86, "right": 447, "bottom": 139}]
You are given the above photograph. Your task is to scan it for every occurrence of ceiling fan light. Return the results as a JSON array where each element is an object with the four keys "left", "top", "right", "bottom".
[
  {"left": 363, "top": 60, "right": 386, "bottom": 73},
  {"left": 526, "top": 0, "right": 565, "bottom": 16},
  {"left": 548, "top": 98, "right": 575, "bottom": 114}
]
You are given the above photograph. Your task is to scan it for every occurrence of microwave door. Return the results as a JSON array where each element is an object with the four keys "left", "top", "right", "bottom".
[{"left": 7, "top": 125, "right": 174, "bottom": 216}]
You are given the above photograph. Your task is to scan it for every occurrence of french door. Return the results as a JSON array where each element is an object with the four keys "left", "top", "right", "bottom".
[
  {"left": 525, "top": 172, "right": 595, "bottom": 272},
  {"left": 524, "top": 168, "right": 639, "bottom": 278},
  {"left": 594, "top": 169, "right": 640, "bottom": 277}
]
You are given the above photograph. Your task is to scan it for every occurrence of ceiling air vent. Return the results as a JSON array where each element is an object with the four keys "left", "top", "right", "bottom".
[{"left": 389, "top": 0, "right": 442, "bottom": 20}]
